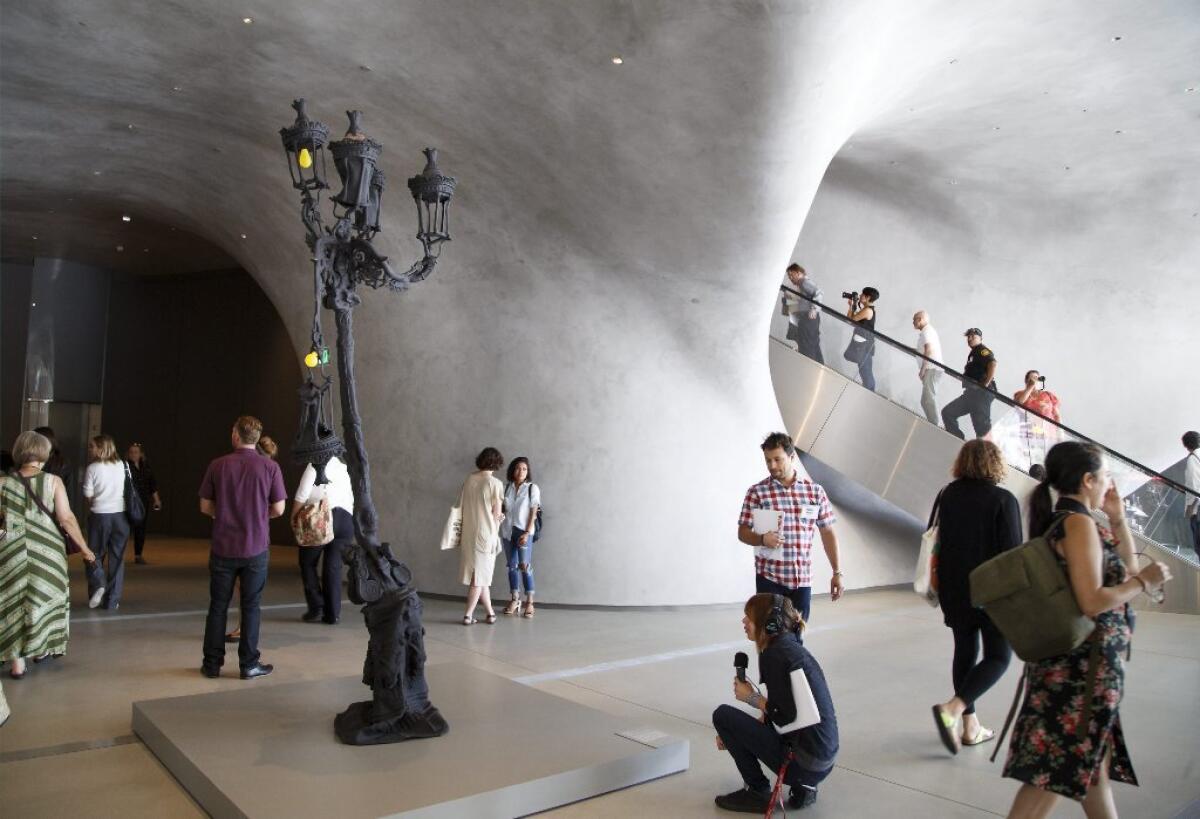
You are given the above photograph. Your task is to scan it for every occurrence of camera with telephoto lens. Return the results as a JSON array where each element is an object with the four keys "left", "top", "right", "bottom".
[
  {"left": 841, "top": 291, "right": 859, "bottom": 301},
  {"left": 1038, "top": 376, "right": 1046, "bottom": 384}
]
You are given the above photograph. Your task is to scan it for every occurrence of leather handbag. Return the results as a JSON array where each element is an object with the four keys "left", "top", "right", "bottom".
[
  {"left": 123, "top": 461, "right": 147, "bottom": 526},
  {"left": 292, "top": 495, "right": 334, "bottom": 547}
]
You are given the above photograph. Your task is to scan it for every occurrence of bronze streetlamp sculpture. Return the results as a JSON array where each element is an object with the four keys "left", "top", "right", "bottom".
[{"left": 280, "top": 99, "right": 456, "bottom": 745}]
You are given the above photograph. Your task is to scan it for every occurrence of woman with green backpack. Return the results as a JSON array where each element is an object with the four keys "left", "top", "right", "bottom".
[{"left": 1002, "top": 442, "right": 1171, "bottom": 818}]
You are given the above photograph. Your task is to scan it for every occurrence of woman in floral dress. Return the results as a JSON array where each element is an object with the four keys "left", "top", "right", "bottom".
[{"left": 1004, "top": 442, "right": 1171, "bottom": 817}]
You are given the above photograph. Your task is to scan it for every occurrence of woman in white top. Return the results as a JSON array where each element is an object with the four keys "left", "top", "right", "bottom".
[
  {"left": 82, "top": 435, "right": 128, "bottom": 611},
  {"left": 293, "top": 456, "right": 355, "bottom": 624},
  {"left": 459, "top": 447, "right": 506, "bottom": 625},
  {"left": 501, "top": 457, "right": 542, "bottom": 618}
]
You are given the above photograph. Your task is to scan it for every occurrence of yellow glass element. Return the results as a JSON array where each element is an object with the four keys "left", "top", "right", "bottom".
[
  {"left": 298, "top": 148, "right": 313, "bottom": 169},
  {"left": 304, "top": 351, "right": 319, "bottom": 368}
]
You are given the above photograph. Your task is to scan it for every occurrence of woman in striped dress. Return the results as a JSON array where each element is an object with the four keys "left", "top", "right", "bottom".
[{"left": 1, "top": 430, "right": 94, "bottom": 679}]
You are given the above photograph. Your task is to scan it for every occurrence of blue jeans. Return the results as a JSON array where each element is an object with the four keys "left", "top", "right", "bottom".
[
  {"left": 202, "top": 550, "right": 269, "bottom": 670},
  {"left": 858, "top": 348, "right": 876, "bottom": 392},
  {"left": 713, "top": 704, "right": 833, "bottom": 792},
  {"left": 756, "top": 574, "right": 812, "bottom": 625},
  {"left": 503, "top": 529, "right": 535, "bottom": 594},
  {"left": 87, "top": 512, "right": 129, "bottom": 608}
]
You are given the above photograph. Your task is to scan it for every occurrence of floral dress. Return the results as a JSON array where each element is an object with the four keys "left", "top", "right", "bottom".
[{"left": 1002, "top": 505, "right": 1138, "bottom": 801}]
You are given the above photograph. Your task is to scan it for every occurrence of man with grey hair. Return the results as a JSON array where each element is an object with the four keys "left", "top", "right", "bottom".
[
  {"left": 912, "top": 311, "right": 943, "bottom": 425},
  {"left": 782, "top": 263, "right": 824, "bottom": 364}
]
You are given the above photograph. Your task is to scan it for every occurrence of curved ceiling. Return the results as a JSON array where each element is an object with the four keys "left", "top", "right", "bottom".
[{"left": 2, "top": 0, "right": 1197, "bottom": 600}]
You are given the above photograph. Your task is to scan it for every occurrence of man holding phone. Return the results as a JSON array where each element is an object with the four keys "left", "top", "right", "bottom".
[{"left": 737, "top": 432, "right": 843, "bottom": 623}]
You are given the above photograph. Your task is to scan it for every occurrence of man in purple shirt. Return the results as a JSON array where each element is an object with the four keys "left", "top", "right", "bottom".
[{"left": 198, "top": 415, "right": 287, "bottom": 679}]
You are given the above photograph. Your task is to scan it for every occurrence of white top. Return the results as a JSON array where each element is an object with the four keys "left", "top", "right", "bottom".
[
  {"left": 769, "top": 668, "right": 822, "bottom": 734},
  {"left": 917, "top": 325, "right": 943, "bottom": 372},
  {"left": 294, "top": 457, "right": 355, "bottom": 513},
  {"left": 500, "top": 481, "right": 541, "bottom": 539},
  {"left": 1185, "top": 452, "right": 1200, "bottom": 516},
  {"left": 83, "top": 461, "right": 126, "bottom": 514}
]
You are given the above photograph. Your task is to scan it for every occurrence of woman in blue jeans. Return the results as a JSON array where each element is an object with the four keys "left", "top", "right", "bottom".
[
  {"left": 845, "top": 286, "right": 879, "bottom": 391},
  {"left": 501, "top": 457, "right": 541, "bottom": 618}
]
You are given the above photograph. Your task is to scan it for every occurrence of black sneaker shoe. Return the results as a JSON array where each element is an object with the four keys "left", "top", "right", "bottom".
[
  {"left": 301, "top": 609, "right": 323, "bottom": 622},
  {"left": 715, "top": 786, "right": 777, "bottom": 813},
  {"left": 788, "top": 786, "right": 818, "bottom": 810},
  {"left": 201, "top": 665, "right": 220, "bottom": 679},
  {"left": 240, "top": 663, "right": 273, "bottom": 680}
]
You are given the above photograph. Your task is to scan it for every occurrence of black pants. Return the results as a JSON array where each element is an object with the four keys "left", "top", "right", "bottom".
[
  {"left": 950, "top": 618, "right": 1011, "bottom": 714},
  {"left": 790, "top": 316, "right": 824, "bottom": 364},
  {"left": 942, "top": 386, "right": 995, "bottom": 439},
  {"left": 756, "top": 574, "right": 812, "bottom": 625},
  {"left": 1190, "top": 514, "right": 1200, "bottom": 559},
  {"left": 298, "top": 508, "right": 353, "bottom": 622},
  {"left": 130, "top": 517, "right": 147, "bottom": 557},
  {"left": 87, "top": 512, "right": 129, "bottom": 608},
  {"left": 713, "top": 705, "right": 832, "bottom": 792},
  {"left": 202, "top": 550, "right": 269, "bottom": 671}
]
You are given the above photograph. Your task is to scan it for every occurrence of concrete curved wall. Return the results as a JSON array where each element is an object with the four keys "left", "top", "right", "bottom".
[{"left": 4, "top": 1, "right": 1198, "bottom": 603}]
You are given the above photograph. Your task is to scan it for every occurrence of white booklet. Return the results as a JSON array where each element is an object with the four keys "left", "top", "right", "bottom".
[
  {"left": 770, "top": 668, "right": 821, "bottom": 734},
  {"left": 751, "top": 508, "right": 784, "bottom": 559}
]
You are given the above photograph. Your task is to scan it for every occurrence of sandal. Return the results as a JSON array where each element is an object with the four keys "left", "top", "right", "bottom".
[
  {"left": 485, "top": 613, "right": 498, "bottom": 625},
  {"left": 932, "top": 705, "right": 960, "bottom": 755},
  {"left": 962, "top": 726, "right": 995, "bottom": 746},
  {"left": 462, "top": 615, "right": 478, "bottom": 626},
  {"left": 504, "top": 597, "right": 522, "bottom": 616},
  {"left": 225, "top": 629, "right": 241, "bottom": 643},
  {"left": 522, "top": 602, "right": 535, "bottom": 618}
]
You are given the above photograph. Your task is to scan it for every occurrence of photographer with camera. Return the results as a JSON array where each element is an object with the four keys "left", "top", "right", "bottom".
[
  {"left": 843, "top": 287, "right": 879, "bottom": 391},
  {"left": 713, "top": 593, "right": 839, "bottom": 813},
  {"left": 1013, "top": 370, "right": 1061, "bottom": 466}
]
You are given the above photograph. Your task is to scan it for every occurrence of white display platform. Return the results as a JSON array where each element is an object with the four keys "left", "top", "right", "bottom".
[{"left": 132, "top": 663, "right": 688, "bottom": 818}]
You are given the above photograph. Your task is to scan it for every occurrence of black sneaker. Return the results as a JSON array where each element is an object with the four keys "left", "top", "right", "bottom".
[
  {"left": 715, "top": 786, "right": 777, "bottom": 813},
  {"left": 301, "top": 609, "right": 323, "bottom": 622},
  {"left": 788, "top": 786, "right": 818, "bottom": 810}
]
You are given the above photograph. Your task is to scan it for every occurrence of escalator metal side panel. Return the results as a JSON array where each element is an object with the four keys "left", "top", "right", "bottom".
[
  {"left": 879, "top": 419, "right": 962, "bottom": 524},
  {"left": 768, "top": 339, "right": 845, "bottom": 453}
]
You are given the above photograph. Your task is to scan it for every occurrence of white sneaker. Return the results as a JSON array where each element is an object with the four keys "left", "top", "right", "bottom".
[{"left": 89, "top": 587, "right": 106, "bottom": 609}]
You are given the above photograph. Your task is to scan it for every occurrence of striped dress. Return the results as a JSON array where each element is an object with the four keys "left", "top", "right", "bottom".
[{"left": 0, "top": 472, "right": 71, "bottom": 661}]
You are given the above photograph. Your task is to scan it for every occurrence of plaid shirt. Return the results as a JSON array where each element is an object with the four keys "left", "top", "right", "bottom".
[{"left": 739, "top": 475, "right": 836, "bottom": 589}]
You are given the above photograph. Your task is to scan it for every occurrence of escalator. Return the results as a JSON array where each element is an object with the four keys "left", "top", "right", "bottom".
[{"left": 769, "top": 286, "right": 1200, "bottom": 614}]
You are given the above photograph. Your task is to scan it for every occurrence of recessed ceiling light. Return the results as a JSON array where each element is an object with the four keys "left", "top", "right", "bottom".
[
  {"left": 122, "top": 214, "right": 132, "bottom": 222},
  {"left": 1114, "top": 129, "right": 1123, "bottom": 134},
  {"left": 240, "top": 233, "right": 247, "bottom": 239},
  {"left": 1111, "top": 36, "right": 1122, "bottom": 42},
  {"left": 31, "top": 302, "right": 37, "bottom": 307},
  {"left": 242, "top": 16, "right": 254, "bottom": 24},
  {"left": 1065, "top": 165, "right": 1071, "bottom": 170},
  {"left": 172, "top": 85, "right": 182, "bottom": 92},
  {"left": 93, "top": 170, "right": 102, "bottom": 175},
  {"left": 611, "top": 55, "right": 624, "bottom": 65},
  {"left": 992, "top": 125, "right": 1001, "bottom": 130},
  {"left": 1081, "top": 108, "right": 1088, "bottom": 113},
  {"left": 127, "top": 123, "right": 135, "bottom": 130},
  {"left": 116, "top": 245, "right": 124, "bottom": 251},
  {"left": 31, "top": 235, "right": 38, "bottom": 240},
  {"left": 1186, "top": 87, "right": 1196, "bottom": 93}
]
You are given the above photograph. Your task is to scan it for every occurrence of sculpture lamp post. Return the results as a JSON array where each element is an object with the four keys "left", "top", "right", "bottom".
[{"left": 280, "top": 99, "right": 456, "bottom": 745}]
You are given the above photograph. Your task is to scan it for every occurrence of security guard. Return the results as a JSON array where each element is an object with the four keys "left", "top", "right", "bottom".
[{"left": 940, "top": 327, "right": 998, "bottom": 439}]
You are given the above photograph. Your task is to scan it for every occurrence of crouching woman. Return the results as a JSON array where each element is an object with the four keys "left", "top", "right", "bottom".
[{"left": 712, "top": 593, "right": 839, "bottom": 813}]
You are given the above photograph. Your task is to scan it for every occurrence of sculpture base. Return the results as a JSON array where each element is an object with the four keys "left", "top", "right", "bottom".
[
  {"left": 131, "top": 663, "right": 689, "bottom": 818},
  {"left": 334, "top": 700, "right": 449, "bottom": 745}
]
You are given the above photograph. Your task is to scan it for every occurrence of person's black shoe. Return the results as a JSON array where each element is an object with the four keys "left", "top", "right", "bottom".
[
  {"left": 301, "top": 609, "right": 323, "bottom": 622},
  {"left": 240, "top": 663, "right": 273, "bottom": 680},
  {"left": 134, "top": 556, "right": 148, "bottom": 565},
  {"left": 714, "top": 786, "right": 777, "bottom": 813},
  {"left": 788, "top": 785, "right": 818, "bottom": 810},
  {"left": 200, "top": 665, "right": 220, "bottom": 679},
  {"left": 322, "top": 616, "right": 339, "bottom": 625}
]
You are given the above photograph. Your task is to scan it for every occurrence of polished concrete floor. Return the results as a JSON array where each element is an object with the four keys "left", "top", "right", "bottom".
[{"left": 1, "top": 539, "right": 1197, "bottom": 818}]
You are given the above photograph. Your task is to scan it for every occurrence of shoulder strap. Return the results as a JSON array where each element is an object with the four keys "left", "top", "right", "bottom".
[
  {"left": 16, "top": 472, "right": 57, "bottom": 525},
  {"left": 927, "top": 487, "right": 945, "bottom": 529},
  {"left": 991, "top": 666, "right": 1027, "bottom": 763}
]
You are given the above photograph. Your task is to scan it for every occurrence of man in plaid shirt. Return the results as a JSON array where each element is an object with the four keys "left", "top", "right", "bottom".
[{"left": 737, "top": 432, "right": 843, "bottom": 623}]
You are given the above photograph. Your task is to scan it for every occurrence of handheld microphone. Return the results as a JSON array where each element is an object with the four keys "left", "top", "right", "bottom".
[{"left": 734, "top": 651, "right": 749, "bottom": 683}]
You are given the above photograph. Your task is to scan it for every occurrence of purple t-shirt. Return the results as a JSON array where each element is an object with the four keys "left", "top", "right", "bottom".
[{"left": 199, "top": 448, "right": 287, "bottom": 558}]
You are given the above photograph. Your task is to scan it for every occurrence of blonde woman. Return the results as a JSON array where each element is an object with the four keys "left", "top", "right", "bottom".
[
  {"left": 460, "top": 447, "right": 506, "bottom": 625},
  {"left": 1, "top": 431, "right": 95, "bottom": 679},
  {"left": 83, "top": 434, "right": 128, "bottom": 611}
]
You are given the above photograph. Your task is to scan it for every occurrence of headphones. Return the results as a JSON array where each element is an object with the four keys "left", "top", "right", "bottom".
[{"left": 763, "top": 594, "right": 787, "bottom": 637}]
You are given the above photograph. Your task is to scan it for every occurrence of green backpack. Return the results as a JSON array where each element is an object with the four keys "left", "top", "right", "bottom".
[{"left": 968, "top": 511, "right": 1095, "bottom": 662}]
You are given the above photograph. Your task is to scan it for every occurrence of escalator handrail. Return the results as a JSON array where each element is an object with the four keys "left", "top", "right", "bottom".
[{"left": 778, "top": 284, "right": 1200, "bottom": 503}]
